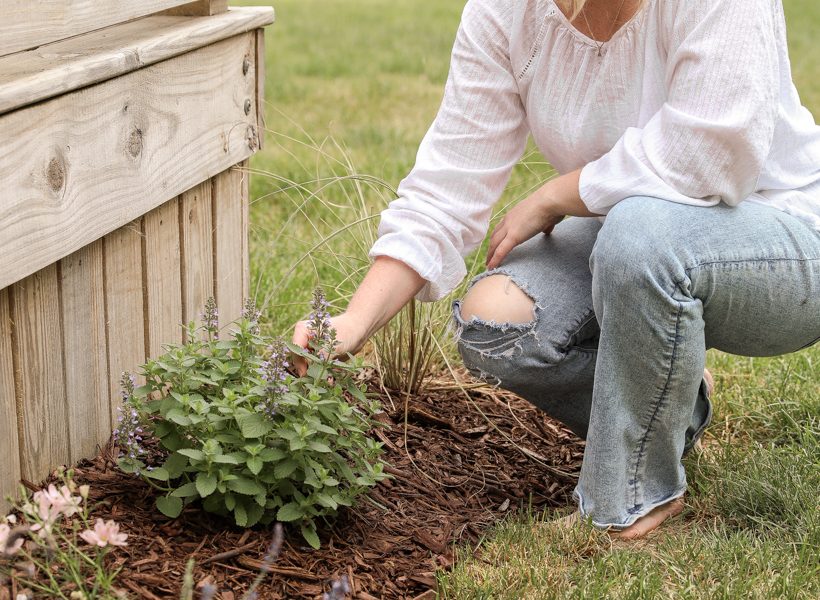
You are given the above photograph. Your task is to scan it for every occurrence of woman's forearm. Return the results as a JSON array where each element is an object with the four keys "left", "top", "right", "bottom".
[{"left": 345, "top": 255, "right": 427, "bottom": 342}]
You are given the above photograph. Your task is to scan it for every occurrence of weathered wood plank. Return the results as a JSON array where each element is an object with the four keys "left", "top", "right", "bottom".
[
  {"left": 180, "top": 182, "right": 214, "bottom": 339},
  {"left": 103, "top": 221, "right": 147, "bottom": 423},
  {"left": 255, "top": 27, "right": 267, "bottom": 148},
  {"left": 0, "top": 32, "right": 261, "bottom": 291},
  {"left": 144, "top": 199, "right": 183, "bottom": 358},
  {"left": 60, "top": 240, "right": 110, "bottom": 463},
  {"left": 10, "top": 265, "right": 70, "bottom": 486},
  {"left": 213, "top": 166, "right": 246, "bottom": 328},
  {"left": 0, "top": 288, "right": 22, "bottom": 511},
  {"left": 164, "top": 0, "right": 229, "bottom": 17},
  {"left": 0, "top": 7, "right": 275, "bottom": 115},
  {"left": 241, "top": 162, "right": 251, "bottom": 302},
  {"left": 0, "top": 0, "right": 195, "bottom": 58}
]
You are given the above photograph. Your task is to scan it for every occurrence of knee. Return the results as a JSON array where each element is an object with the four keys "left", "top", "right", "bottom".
[
  {"left": 460, "top": 274, "right": 536, "bottom": 326},
  {"left": 590, "top": 197, "right": 677, "bottom": 283}
]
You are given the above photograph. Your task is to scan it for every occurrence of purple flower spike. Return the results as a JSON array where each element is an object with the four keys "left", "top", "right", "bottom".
[
  {"left": 242, "top": 298, "right": 262, "bottom": 335},
  {"left": 257, "top": 338, "right": 289, "bottom": 419},
  {"left": 203, "top": 296, "right": 219, "bottom": 339},
  {"left": 307, "top": 287, "right": 334, "bottom": 346},
  {"left": 114, "top": 371, "right": 146, "bottom": 465}
]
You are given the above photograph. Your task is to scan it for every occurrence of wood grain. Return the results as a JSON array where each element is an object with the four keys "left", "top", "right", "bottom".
[
  {"left": 213, "top": 166, "right": 246, "bottom": 329},
  {"left": 0, "top": 7, "right": 275, "bottom": 115},
  {"left": 180, "top": 181, "right": 214, "bottom": 340},
  {"left": 103, "top": 221, "right": 147, "bottom": 421},
  {"left": 163, "top": 0, "right": 229, "bottom": 17},
  {"left": 0, "top": 0, "right": 195, "bottom": 57},
  {"left": 60, "top": 240, "right": 110, "bottom": 463},
  {"left": 241, "top": 161, "right": 251, "bottom": 301},
  {"left": 10, "top": 265, "right": 70, "bottom": 486},
  {"left": 144, "top": 199, "right": 183, "bottom": 358},
  {"left": 0, "top": 32, "right": 260, "bottom": 291},
  {"left": 0, "top": 288, "right": 22, "bottom": 511},
  {"left": 255, "top": 27, "right": 267, "bottom": 148}
]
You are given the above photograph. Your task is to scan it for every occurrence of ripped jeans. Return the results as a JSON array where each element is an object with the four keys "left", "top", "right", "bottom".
[{"left": 452, "top": 197, "right": 820, "bottom": 529}]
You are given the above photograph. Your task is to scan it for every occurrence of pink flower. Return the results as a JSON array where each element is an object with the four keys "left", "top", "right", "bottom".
[
  {"left": 79, "top": 519, "right": 128, "bottom": 548},
  {"left": 0, "top": 523, "right": 25, "bottom": 556}
]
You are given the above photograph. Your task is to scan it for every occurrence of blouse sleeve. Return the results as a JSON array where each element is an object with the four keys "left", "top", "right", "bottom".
[
  {"left": 367, "top": 0, "right": 529, "bottom": 302},
  {"left": 579, "top": 0, "right": 780, "bottom": 214}
]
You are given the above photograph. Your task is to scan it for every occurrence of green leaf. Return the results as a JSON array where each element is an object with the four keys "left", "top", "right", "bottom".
[
  {"left": 308, "top": 441, "right": 332, "bottom": 453},
  {"left": 274, "top": 458, "right": 298, "bottom": 479},
  {"left": 177, "top": 448, "right": 205, "bottom": 461},
  {"left": 246, "top": 502, "right": 264, "bottom": 527},
  {"left": 300, "top": 522, "right": 320, "bottom": 549},
  {"left": 276, "top": 502, "right": 303, "bottom": 522},
  {"left": 316, "top": 493, "right": 338, "bottom": 510},
  {"left": 247, "top": 456, "right": 264, "bottom": 475},
  {"left": 170, "top": 482, "right": 199, "bottom": 498},
  {"left": 236, "top": 413, "right": 274, "bottom": 438},
  {"left": 234, "top": 502, "right": 248, "bottom": 527},
  {"left": 259, "top": 447, "right": 287, "bottom": 462},
  {"left": 117, "top": 459, "right": 143, "bottom": 474},
  {"left": 154, "top": 421, "right": 173, "bottom": 437},
  {"left": 225, "top": 493, "right": 236, "bottom": 511},
  {"left": 166, "top": 408, "right": 192, "bottom": 426},
  {"left": 289, "top": 438, "right": 307, "bottom": 451},
  {"left": 313, "top": 423, "right": 337, "bottom": 435},
  {"left": 213, "top": 453, "right": 243, "bottom": 465},
  {"left": 196, "top": 473, "right": 218, "bottom": 498},
  {"left": 145, "top": 467, "right": 170, "bottom": 481},
  {"left": 160, "top": 431, "right": 186, "bottom": 451},
  {"left": 156, "top": 495, "right": 183, "bottom": 518},
  {"left": 163, "top": 452, "right": 189, "bottom": 478},
  {"left": 227, "top": 478, "right": 266, "bottom": 496}
]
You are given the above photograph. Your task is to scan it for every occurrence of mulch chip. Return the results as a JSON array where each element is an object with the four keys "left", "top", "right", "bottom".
[{"left": 8, "top": 368, "right": 584, "bottom": 599}]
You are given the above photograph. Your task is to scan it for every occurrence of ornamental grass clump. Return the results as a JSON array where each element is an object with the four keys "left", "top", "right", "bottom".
[{"left": 115, "top": 292, "right": 388, "bottom": 548}]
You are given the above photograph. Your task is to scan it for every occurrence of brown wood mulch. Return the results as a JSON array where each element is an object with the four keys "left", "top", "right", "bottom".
[{"left": 7, "top": 369, "right": 584, "bottom": 599}]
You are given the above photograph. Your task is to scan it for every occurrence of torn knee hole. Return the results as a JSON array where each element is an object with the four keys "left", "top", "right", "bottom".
[{"left": 461, "top": 274, "right": 536, "bottom": 326}]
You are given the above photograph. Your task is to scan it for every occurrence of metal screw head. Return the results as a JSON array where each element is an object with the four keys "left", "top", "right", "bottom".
[
  {"left": 242, "top": 57, "right": 250, "bottom": 75},
  {"left": 244, "top": 99, "right": 252, "bottom": 115}
]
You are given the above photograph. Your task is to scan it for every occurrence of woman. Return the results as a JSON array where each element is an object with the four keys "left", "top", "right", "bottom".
[{"left": 293, "top": 0, "right": 820, "bottom": 538}]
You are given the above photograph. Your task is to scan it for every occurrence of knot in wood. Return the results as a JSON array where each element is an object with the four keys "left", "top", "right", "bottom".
[
  {"left": 127, "top": 128, "right": 144, "bottom": 158},
  {"left": 246, "top": 125, "right": 259, "bottom": 151},
  {"left": 244, "top": 98, "right": 252, "bottom": 116},
  {"left": 46, "top": 156, "right": 66, "bottom": 193}
]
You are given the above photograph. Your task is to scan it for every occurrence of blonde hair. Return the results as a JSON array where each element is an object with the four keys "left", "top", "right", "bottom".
[{"left": 557, "top": 0, "right": 647, "bottom": 21}]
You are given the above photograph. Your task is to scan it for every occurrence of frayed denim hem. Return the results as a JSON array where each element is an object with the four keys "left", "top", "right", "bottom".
[{"left": 572, "top": 486, "right": 688, "bottom": 531}]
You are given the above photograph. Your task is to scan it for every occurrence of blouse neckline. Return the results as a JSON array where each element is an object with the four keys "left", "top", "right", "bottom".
[{"left": 548, "top": 0, "right": 653, "bottom": 54}]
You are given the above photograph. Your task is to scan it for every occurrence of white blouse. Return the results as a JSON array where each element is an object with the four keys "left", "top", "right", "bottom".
[{"left": 368, "top": 0, "right": 820, "bottom": 301}]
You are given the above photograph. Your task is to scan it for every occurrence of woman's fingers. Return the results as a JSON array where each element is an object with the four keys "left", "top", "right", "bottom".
[
  {"left": 290, "top": 320, "right": 310, "bottom": 376},
  {"left": 487, "top": 223, "right": 506, "bottom": 267},
  {"left": 487, "top": 235, "right": 517, "bottom": 270}
]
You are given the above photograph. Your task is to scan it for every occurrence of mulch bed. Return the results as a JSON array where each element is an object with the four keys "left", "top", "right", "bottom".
[{"left": 9, "top": 368, "right": 585, "bottom": 599}]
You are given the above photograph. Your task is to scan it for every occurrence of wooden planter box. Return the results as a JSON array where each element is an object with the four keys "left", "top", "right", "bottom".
[{"left": 0, "top": 1, "right": 274, "bottom": 511}]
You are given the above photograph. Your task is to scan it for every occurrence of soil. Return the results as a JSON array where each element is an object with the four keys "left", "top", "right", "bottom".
[{"left": 5, "top": 368, "right": 585, "bottom": 599}]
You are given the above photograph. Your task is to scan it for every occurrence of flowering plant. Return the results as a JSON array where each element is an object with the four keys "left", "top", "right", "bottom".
[
  {"left": 116, "top": 290, "right": 388, "bottom": 548},
  {"left": 0, "top": 468, "right": 128, "bottom": 598}
]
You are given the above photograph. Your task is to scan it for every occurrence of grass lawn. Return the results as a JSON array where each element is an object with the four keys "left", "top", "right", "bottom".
[{"left": 240, "top": 0, "right": 819, "bottom": 597}]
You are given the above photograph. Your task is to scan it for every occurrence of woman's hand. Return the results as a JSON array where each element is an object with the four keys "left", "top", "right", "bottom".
[
  {"left": 290, "top": 312, "right": 368, "bottom": 376},
  {"left": 486, "top": 169, "right": 599, "bottom": 269},
  {"left": 486, "top": 189, "right": 564, "bottom": 269}
]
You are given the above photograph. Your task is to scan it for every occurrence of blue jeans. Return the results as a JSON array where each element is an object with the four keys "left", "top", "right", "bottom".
[{"left": 452, "top": 197, "right": 820, "bottom": 529}]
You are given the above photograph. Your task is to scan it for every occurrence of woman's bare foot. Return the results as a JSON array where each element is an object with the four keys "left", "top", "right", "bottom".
[{"left": 608, "top": 497, "right": 685, "bottom": 540}]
